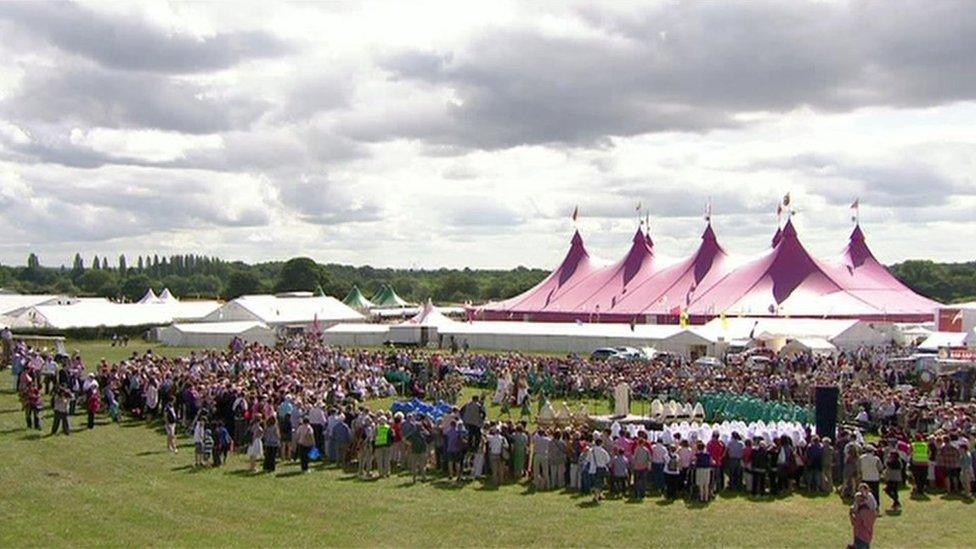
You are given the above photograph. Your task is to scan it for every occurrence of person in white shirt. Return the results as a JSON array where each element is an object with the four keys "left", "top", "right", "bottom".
[
  {"left": 487, "top": 428, "right": 509, "bottom": 486},
  {"left": 858, "top": 446, "right": 884, "bottom": 508},
  {"left": 589, "top": 437, "right": 611, "bottom": 503}
]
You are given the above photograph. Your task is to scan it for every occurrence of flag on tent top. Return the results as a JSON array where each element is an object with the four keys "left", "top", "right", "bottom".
[
  {"left": 571, "top": 205, "right": 579, "bottom": 222},
  {"left": 782, "top": 192, "right": 791, "bottom": 207},
  {"left": 850, "top": 198, "right": 860, "bottom": 223},
  {"left": 704, "top": 199, "right": 712, "bottom": 222}
]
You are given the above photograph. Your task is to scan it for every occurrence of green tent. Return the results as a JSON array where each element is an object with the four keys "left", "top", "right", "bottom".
[
  {"left": 371, "top": 284, "right": 410, "bottom": 307},
  {"left": 342, "top": 285, "right": 375, "bottom": 310}
]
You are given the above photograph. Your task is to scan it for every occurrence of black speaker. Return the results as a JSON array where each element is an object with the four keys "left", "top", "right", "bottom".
[{"left": 814, "top": 386, "right": 839, "bottom": 439}]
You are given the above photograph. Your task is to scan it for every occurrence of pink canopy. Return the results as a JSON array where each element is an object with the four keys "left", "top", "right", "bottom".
[
  {"left": 548, "top": 228, "right": 657, "bottom": 314},
  {"left": 483, "top": 219, "right": 936, "bottom": 323},
  {"left": 612, "top": 222, "right": 730, "bottom": 316},
  {"left": 487, "top": 230, "right": 601, "bottom": 316},
  {"left": 821, "top": 225, "right": 938, "bottom": 316}
]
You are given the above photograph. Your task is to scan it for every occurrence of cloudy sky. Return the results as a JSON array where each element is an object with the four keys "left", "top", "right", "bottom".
[{"left": 1, "top": 1, "right": 974, "bottom": 270}]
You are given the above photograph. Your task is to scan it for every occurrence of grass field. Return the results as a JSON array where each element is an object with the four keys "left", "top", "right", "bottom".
[{"left": 1, "top": 341, "right": 973, "bottom": 547}]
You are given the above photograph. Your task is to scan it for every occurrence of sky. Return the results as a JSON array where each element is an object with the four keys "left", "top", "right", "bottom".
[{"left": 0, "top": 0, "right": 974, "bottom": 270}]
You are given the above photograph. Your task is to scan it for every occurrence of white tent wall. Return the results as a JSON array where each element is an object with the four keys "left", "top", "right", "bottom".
[
  {"left": 159, "top": 322, "right": 275, "bottom": 348},
  {"left": 199, "top": 301, "right": 261, "bottom": 323},
  {"left": 830, "top": 322, "right": 891, "bottom": 350}
]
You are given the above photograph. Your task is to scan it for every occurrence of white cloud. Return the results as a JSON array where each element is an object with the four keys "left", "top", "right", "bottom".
[{"left": 0, "top": 1, "right": 973, "bottom": 269}]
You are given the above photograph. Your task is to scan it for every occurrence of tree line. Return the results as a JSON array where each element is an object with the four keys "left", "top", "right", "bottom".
[
  {"left": 1, "top": 253, "right": 971, "bottom": 305},
  {"left": 0, "top": 254, "right": 549, "bottom": 304}
]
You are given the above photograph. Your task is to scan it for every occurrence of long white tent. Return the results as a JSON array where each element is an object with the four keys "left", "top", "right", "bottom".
[
  {"left": 14, "top": 299, "right": 220, "bottom": 330},
  {"left": 199, "top": 293, "right": 363, "bottom": 328},
  {"left": 159, "top": 321, "right": 274, "bottom": 347}
]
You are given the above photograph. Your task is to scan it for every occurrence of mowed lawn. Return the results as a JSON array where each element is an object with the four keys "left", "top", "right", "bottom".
[{"left": 0, "top": 342, "right": 973, "bottom": 547}]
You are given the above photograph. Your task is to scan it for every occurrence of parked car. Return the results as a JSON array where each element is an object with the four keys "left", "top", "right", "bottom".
[
  {"left": 590, "top": 348, "right": 622, "bottom": 361},
  {"left": 693, "top": 356, "right": 724, "bottom": 368}
]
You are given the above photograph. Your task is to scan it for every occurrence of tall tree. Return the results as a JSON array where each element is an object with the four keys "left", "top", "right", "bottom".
[
  {"left": 92, "top": 255, "right": 100, "bottom": 270},
  {"left": 137, "top": 255, "right": 144, "bottom": 271},
  {"left": 71, "top": 253, "right": 84, "bottom": 280},
  {"left": 118, "top": 254, "right": 127, "bottom": 276}
]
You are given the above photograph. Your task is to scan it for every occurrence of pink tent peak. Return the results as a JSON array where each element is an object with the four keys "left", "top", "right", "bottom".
[
  {"left": 613, "top": 222, "right": 729, "bottom": 315},
  {"left": 486, "top": 229, "right": 600, "bottom": 313},
  {"left": 555, "top": 228, "right": 656, "bottom": 313},
  {"left": 822, "top": 223, "right": 939, "bottom": 314},
  {"left": 686, "top": 219, "right": 876, "bottom": 316},
  {"left": 771, "top": 226, "right": 782, "bottom": 248}
]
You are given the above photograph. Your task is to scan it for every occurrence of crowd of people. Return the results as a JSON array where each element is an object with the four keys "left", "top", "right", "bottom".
[{"left": 6, "top": 333, "right": 976, "bottom": 533}]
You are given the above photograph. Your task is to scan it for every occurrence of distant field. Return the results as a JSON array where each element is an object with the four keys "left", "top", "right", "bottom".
[{"left": 1, "top": 341, "right": 973, "bottom": 547}]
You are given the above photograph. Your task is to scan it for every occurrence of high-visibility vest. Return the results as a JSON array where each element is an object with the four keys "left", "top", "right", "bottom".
[
  {"left": 911, "top": 442, "right": 928, "bottom": 463},
  {"left": 375, "top": 424, "right": 391, "bottom": 447}
]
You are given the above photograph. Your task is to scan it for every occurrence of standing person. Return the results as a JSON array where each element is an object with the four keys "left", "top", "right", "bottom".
[
  {"left": 373, "top": 416, "right": 393, "bottom": 478},
  {"left": 214, "top": 421, "right": 231, "bottom": 467},
  {"left": 193, "top": 415, "right": 208, "bottom": 468},
  {"left": 850, "top": 485, "right": 878, "bottom": 549},
  {"left": 695, "top": 441, "right": 714, "bottom": 502},
  {"left": 589, "top": 437, "right": 611, "bottom": 503},
  {"left": 632, "top": 433, "right": 651, "bottom": 499},
  {"left": 959, "top": 438, "right": 973, "bottom": 498},
  {"left": 664, "top": 446, "right": 682, "bottom": 500},
  {"left": 858, "top": 446, "right": 884, "bottom": 507},
  {"left": 295, "top": 417, "right": 316, "bottom": 473},
  {"left": 279, "top": 413, "right": 293, "bottom": 463},
  {"left": 706, "top": 431, "right": 726, "bottom": 493},
  {"left": 85, "top": 387, "right": 100, "bottom": 430},
  {"left": 609, "top": 448, "right": 629, "bottom": 498},
  {"left": 247, "top": 418, "right": 265, "bottom": 474},
  {"left": 487, "top": 427, "right": 509, "bottom": 486},
  {"left": 910, "top": 435, "right": 930, "bottom": 496},
  {"left": 164, "top": 401, "right": 178, "bottom": 453},
  {"left": 50, "top": 388, "right": 71, "bottom": 436},
  {"left": 510, "top": 424, "right": 528, "bottom": 482},
  {"left": 263, "top": 416, "right": 281, "bottom": 473},
  {"left": 821, "top": 437, "right": 835, "bottom": 492},
  {"left": 751, "top": 439, "right": 767, "bottom": 496},
  {"left": 651, "top": 436, "right": 668, "bottom": 494},
  {"left": 531, "top": 429, "right": 551, "bottom": 491},
  {"left": 725, "top": 432, "right": 745, "bottom": 492},
  {"left": 460, "top": 395, "right": 486, "bottom": 457},
  {"left": 408, "top": 416, "right": 432, "bottom": 483},
  {"left": 444, "top": 420, "right": 465, "bottom": 481},
  {"left": 884, "top": 446, "right": 904, "bottom": 512},
  {"left": 330, "top": 416, "right": 352, "bottom": 467},
  {"left": 357, "top": 418, "right": 374, "bottom": 479},
  {"left": 23, "top": 383, "right": 42, "bottom": 430},
  {"left": 549, "top": 431, "right": 568, "bottom": 489}
]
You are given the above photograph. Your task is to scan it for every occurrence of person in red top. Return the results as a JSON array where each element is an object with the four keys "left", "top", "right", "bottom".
[
  {"left": 391, "top": 412, "right": 404, "bottom": 471},
  {"left": 850, "top": 485, "right": 877, "bottom": 549},
  {"left": 86, "top": 387, "right": 101, "bottom": 429},
  {"left": 706, "top": 431, "right": 726, "bottom": 492}
]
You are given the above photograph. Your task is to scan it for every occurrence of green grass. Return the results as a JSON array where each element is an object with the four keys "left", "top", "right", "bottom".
[{"left": 1, "top": 341, "right": 973, "bottom": 547}]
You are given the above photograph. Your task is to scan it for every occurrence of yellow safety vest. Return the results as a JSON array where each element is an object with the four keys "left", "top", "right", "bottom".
[
  {"left": 911, "top": 442, "right": 928, "bottom": 463},
  {"left": 375, "top": 424, "right": 391, "bottom": 447}
]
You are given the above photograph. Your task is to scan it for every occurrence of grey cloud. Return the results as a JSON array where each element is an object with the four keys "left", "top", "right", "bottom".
[
  {"left": 360, "top": 1, "right": 976, "bottom": 150},
  {"left": 0, "top": 1, "right": 290, "bottom": 73},
  {"left": 4, "top": 66, "right": 268, "bottom": 134},
  {"left": 749, "top": 154, "right": 974, "bottom": 208},
  {"left": 275, "top": 175, "right": 383, "bottom": 225},
  {"left": 0, "top": 169, "right": 273, "bottom": 245},
  {"left": 448, "top": 202, "right": 524, "bottom": 227}
]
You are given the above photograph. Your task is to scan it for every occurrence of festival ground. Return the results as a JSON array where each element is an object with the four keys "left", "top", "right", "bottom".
[{"left": 1, "top": 341, "right": 972, "bottom": 548}]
